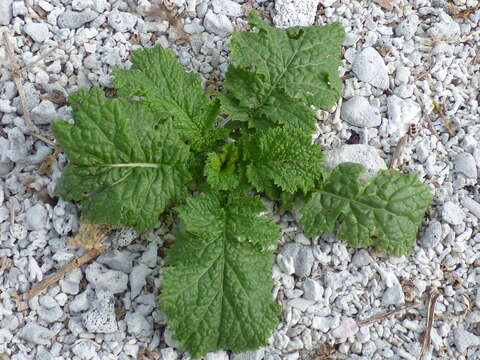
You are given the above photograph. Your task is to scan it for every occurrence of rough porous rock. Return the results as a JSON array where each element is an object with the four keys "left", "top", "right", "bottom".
[
  {"left": 82, "top": 290, "right": 118, "bottom": 333},
  {"left": 442, "top": 201, "right": 465, "bottom": 225},
  {"left": 273, "top": 0, "right": 320, "bottom": 27},
  {"left": 386, "top": 95, "right": 421, "bottom": 137}
]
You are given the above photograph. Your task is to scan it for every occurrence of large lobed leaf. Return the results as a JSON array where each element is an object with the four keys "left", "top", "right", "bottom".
[
  {"left": 52, "top": 87, "right": 192, "bottom": 232},
  {"left": 113, "top": 46, "right": 228, "bottom": 152},
  {"left": 221, "top": 11, "right": 345, "bottom": 133},
  {"left": 300, "top": 163, "right": 433, "bottom": 256},
  {"left": 161, "top": 192, "right": 281, "bottom": 357}
]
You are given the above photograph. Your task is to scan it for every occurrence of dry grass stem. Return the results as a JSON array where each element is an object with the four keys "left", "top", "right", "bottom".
[
  {"left": 2, "top": 30, "right": 57, "bottom": 148},
  {"left": 419, "top": 288, "right": 441, "bottom": 358},
  {"left": 357, "top": 302, "right": 422, "bottom": 327},
  {"left": 389, "top": 134, "right": 410, "bottom": 170}
]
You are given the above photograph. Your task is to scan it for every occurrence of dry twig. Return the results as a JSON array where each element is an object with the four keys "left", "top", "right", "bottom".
[
  {"left": 2, "top": 30, "right": 56, "bottom": 148},
  {"left": 357, "top": 302, "right": 422, "bottom": 326},
  {"left": 24, "top": 246, "right": 107, "bottom": 299},
  {"left": 24, "top": 222, "right": 112, "bottom": 299}
]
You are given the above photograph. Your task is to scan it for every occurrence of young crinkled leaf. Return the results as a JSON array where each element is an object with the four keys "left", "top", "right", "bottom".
[
  {"left": 300, "top": 163, "right": 433, "bottom": 256},
  {"left": 161, "top": 192, "right": 281, "bottom": 357},
  {"left": 113, "top": 46, "right": 228, "bottom": 152},
  {"left": 242, "top": 127, "right": 324, "bottom": 194},
  {"left": 221, "top": 11, "right": 345, "bottom": 133},
  {"left": 204, "top": 142, "right": 240, "bottom": 191},
  {"left": 52, "top": 87, "right": 192, "bottom": 232}
]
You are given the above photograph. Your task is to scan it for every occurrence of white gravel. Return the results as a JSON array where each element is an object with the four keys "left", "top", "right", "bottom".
[{"left": 0, "top": 0, "right": 479, "bottom": 359}]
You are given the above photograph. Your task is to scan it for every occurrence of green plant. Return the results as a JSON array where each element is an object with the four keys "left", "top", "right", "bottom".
[{"left": 52, "top": 12, "right": 432, "bottom": 358}]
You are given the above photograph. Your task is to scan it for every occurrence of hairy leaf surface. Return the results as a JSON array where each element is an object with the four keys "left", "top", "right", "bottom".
[
  {"left": 162, "top": 193, "right": 280, "bottom": 357},
  {"left": 52, "top": 87, "right": 191, "bottom": 232},
  {"left": 243, "top": 128, "right": 324, "bottom": 194},
  {"left": 113, "top": 46, "right": 228, "bottom": 152},
  {"left": 300, "top": 163, "right": 433, "bottom": 255},
  {"left": 221, "top": 11, "right": 345, "bottom": 133}
]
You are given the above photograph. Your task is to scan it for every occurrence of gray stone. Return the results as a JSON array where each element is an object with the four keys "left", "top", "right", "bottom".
[
  {"left": 324, "top": 144, "right": 387, "bottom": 180},
  {"left": 12, "top": 1, "right": 28, "bottom": 16},
  {"left": 97, "top": 249, "right": 133, "bottom": 273},
  {"left": 125, "top": 312, "right": 152, "bottom": 336},
  {"left": 19, "top": 323, "right": 55, "bottom": 345},
  {"left": 428, "top": 11, "right": 460, "bottom": 40},
  {"left": 25, "top": 204, "right": 48, "bottom": 231},
  {"left": 395, "top": 14, "right": 419, "bottom": 40},
  {"left": 280, "top": 243, "right": 314, "bottom": 277},
  {"left": 352, "top": 47, "right": 389, "bottom": 90},
  {"left": 204, "top": 10, "right": 233, "bottom": 36},
  {"left": 184, "top": 18, "right": 205, "bottom": 34},
  {"left": 57, "top": 10, "right": 98, "bottom": 29},
  {"left": 72, "top": 0, "right": 94, "bottom": 11},
  {"left": 454, "top": 327, "right": 480, "bottom": 353},
  {"left": 130, "top": 263, "right": 152, "bottom": 299},
  {"left": 325, "top": 270, "right": 351, "bottom": 290},
  {"left": 0, "top": 328, "right": 12, "bottom": 344},
  {"left": 382, "top": 283, "right": 405, "bottom": 305},
  {"left": 140, "top": 242, "right": 158, "bottom": 268},
  {"left": 86, "top": 262, "right": 128, "bottom": 294},
  {"left": 69, "top": 291, "right": 90, "bottom": 313},
  {"left": 332, "top": 317, "right": 359, "bottom": 338},
  {"left": 212, "top": 0, "right": 243, "bottom": 17},
  {"left": 108, "top": 10, "right": 137, "bottom": 32},
  {"left": 351, "top": 249, "right": 372, "bottom": 267},
  {"left": 38, "top": 306, "right": 63, "bottom": 323},
  {"left": 273, "top": 0, "right": 319, "bottom": 27},
  {"left": 454, "top": 152, "right": 478, "bottom": 179},
  {"left": 288, "top": 298, "right": 315, "bottom": 311},
  {"left": 312, "top": 316, "right": 333, "bottom": 332},
  {"left": 232, "top": 349, "right": 265, "bottom": 360},
  {"left": 60, "top": 268, "right": 82, "bottom": 295},
  {"left": 71, "top": 341, "right": 97, "bottom": 360},
  {"left": 82, "top": 290, "right": 118, "bottom": 333},
  {"left": 31, "top": 100, "right": 57, "bottom": 125},
  {"left": 421, "top": 220, "right": 442, "bottom": 248},
  {"left": 303, "top": 279, "right": 323, "bottom": 301},
  {"left": 341, "top": 96, "right": 381, "bottom": 128},
  {"left": 24, "top": 23, "right": 50, "bottom": 43},
  {"left": 462, "top": 197, "right": 480, "bottom": 219},
  {"left": 442, "top": 201, "right": 465, "bottom": 225},
  {"left": 205, "top": 351, "right": 229, "bottom": 360},
  {"left": 0, "top": 0, "right": 13, "bottom": 25},
  {"left": 395, "top": 67, "right": 410, "bottom": 85},
  {"left": 393, "top": 84, "right": 414, "bottom": 99},
  {"left": 164, "top": 326, "right": 180, "bottom": 348}
]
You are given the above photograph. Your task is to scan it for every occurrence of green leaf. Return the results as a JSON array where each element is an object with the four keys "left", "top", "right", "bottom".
[
  {"left": 221, "top": 11, "right": 345, "bottom": 133},
  {"left": 243, "top": 127, "right": 324, "bottom": 194},
  {"left": 162, "top": 192, "right": 281, "bottom": 357},
  {"left": 113, "top": 46, "right": 227, "bottom": 152},
  {"left": 52, "top": 87, "right": 192, "bottom": 232},
  {"left": 204, "top": 143, "right": 240, "bottom": 191},
  {"left": 300, "top": 163, "right": 433, "bottom": 256}
]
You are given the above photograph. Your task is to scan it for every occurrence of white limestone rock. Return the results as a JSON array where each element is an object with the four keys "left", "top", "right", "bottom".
[
  {"left": 341, "top": 96, "right": 381, "bottom": 128},
  {"left": 352, "top": 47, "right": 389, "bottom": 90}
]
